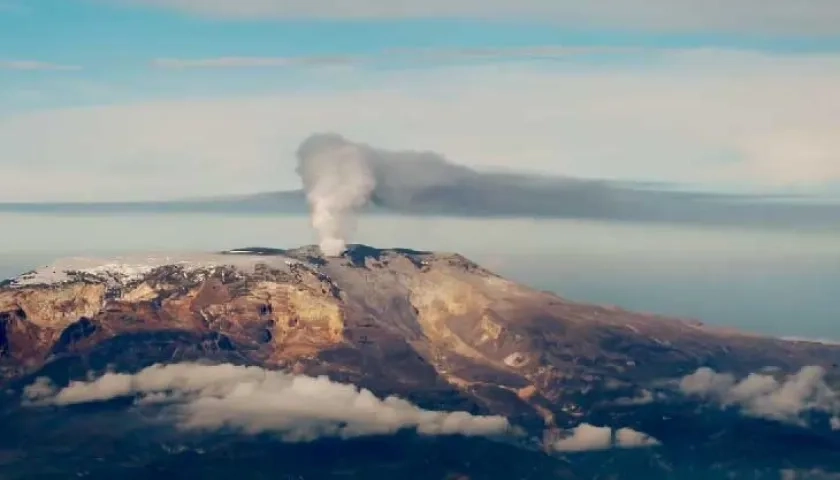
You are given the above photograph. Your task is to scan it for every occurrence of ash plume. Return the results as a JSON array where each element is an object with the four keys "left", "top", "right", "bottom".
[
  {"left": 290, "top": 132, "right": 840, "bottom": 240},
  {"left": 296, "top": 134, "right": 376, "bottom": 256},
  {"left": 9, "top": 133, "right": 835, "bottom": 228},
  {"left": 5, "top": 132, "right": 838, "bottom": 229}
]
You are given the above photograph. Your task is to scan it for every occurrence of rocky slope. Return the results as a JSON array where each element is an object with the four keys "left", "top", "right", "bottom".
[
  {"left": 3, "top": 245, "right": 839, "bottom": 419},
  {"left": 2, "top": 245, "right": 840, "bottom": 479}
]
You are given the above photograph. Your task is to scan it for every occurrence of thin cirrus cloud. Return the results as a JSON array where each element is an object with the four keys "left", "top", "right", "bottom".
[
  {"left": 152, "top": 56, "right": 359, "bottom": 69},
  {"left": 0, "top": 60, "right": 81, "bottom": 71},
  {"left": 150, "top": 46, "right": 643, "bottom": 70},
  {"left": 112, "top": 0, "right": 840, "bottom": 36},
  {"left": 0, "top": 47, "right": 654, "bottom": 73},
  {"left": 388, "top": 46, "right": 644, "bottom": 60}
]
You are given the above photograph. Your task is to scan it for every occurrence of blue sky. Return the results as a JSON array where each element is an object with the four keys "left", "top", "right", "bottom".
[
  {"left": 1, "top": 0, "right": 840, "bottom": 201},
  {"left": 4, "top": 0, "right": 840, "bottom": 71}
]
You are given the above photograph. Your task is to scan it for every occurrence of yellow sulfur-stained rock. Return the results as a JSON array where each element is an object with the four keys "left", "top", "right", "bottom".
[{"left": 2, "top": 283, "right": 105, "bottom": 330}]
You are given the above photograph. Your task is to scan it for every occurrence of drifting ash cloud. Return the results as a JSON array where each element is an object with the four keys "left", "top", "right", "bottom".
[
  {"left": 7, "top": 132, "right": 839, "bottom": 230},
  {"left": 291, "top": 133, "right": 840, "bottom": 253},
  {"left": 679, "top": 366, "right": 840, "bottom": 429},
  {"left": 22, "top": 363, "right": 512, "bottom": 442},
  {"left": 551, "top": 423, "right": 660, "bottom": 452}
]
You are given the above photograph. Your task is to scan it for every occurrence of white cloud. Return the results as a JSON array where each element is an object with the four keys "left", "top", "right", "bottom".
[
  {"left": 22, "top": 376, "right": 57, "bottom": 400},
  {"left": 679, "top": 366, "right": 840, "bottom": 427},
  {"left": 615, "top": 427, "right": 661, "bottom": 448},
  {"left": 0, "top": 60, "right": 81, "bottom": 71},
  {"left": 114, "top": 0, "right": 840, "bottom": 36},
  {"left": 1, "top": 50, "right": 840, "bottom": 201},
  {"left": 551, "top": 423, "right": 660, "bottom": 452},
  {"left": 22, "top": 363, "right": 512, "bottom": 441},
  {"left": 612, "top": 389, "right": 656, "bottom": 406},
  {"left": 735, "top": 129, "right": 840, "bottom": 186},
  {"left": 553, "top": 424, "right": 612, "bottom": 452}
]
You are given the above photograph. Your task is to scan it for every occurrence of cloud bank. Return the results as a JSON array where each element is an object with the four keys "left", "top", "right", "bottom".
[
  {"left": 679, "top": 366, "right": 840, "bottom": 428},
  {"left": 115, "top": 0, "right": 840, "bottom": 36},
  {"left": 23, "top": 363, "right": 512, "bottom": 441},
  {"left": 3, "top": 53, "right": 840, "bottom": 204},
  {"left": 552, "top": 423, "right": 660, "bottom": 452}
]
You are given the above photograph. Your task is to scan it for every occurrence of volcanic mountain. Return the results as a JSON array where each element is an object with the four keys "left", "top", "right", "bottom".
[{"left": 1, "top": 245, "right": 839, "bottom": 479}]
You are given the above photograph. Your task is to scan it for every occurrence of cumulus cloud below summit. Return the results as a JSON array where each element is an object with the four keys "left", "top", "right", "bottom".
[
  {"left": 22, "top": 363, "right": 512, "bottom": 442},
  {"left": 551, "top": 423, "right": 660, "bottom": 452},
  {"left": 679, "top": 366, "right": 840, "bottom": 428}
]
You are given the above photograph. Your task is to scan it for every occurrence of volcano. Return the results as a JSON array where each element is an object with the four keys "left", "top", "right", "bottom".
[{"left": 1, "top": 245, "right": 839, "bottom": 479}]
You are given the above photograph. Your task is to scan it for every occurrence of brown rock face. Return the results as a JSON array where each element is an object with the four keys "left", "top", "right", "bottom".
[{"left": 2, "top": 245, "right": 840, "bottom": 430}]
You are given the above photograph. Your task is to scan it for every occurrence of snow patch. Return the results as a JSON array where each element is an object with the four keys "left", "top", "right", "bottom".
[{"left": 8, "top": 252, "right": 305, "bottom": 288}]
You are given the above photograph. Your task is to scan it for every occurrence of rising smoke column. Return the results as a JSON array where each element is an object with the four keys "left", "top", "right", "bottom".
[{"left": 296, "top": 134, "right": 377, "bottom": 256}]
